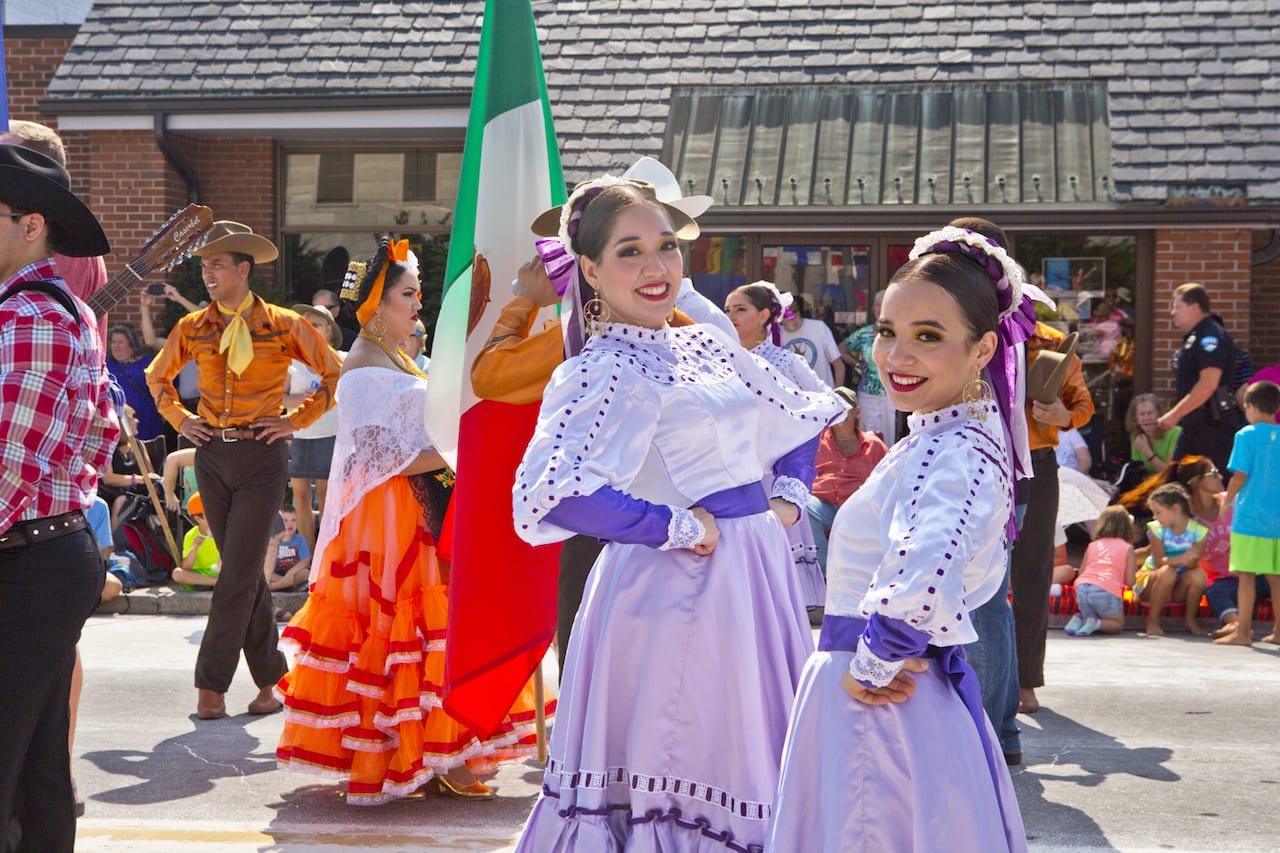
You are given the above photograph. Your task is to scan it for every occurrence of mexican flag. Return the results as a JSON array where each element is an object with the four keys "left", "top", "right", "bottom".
[{"left": 427, "top": 0, "right": 565, "bottom": 736}]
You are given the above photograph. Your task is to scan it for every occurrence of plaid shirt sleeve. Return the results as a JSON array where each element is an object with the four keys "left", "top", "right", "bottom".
[{"left": 0, "top": 265, "right": 119, "bottom": 532}]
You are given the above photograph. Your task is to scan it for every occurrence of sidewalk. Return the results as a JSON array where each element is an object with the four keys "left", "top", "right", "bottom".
[{"left": 97, "top": 586, "right": 308, "bottom": 616}]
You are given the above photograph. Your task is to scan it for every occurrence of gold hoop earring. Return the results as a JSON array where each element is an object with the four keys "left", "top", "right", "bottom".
[
  {"left": 365, "top": 314, "right": 388, "bottom": 339},
  {"left": 584, "top": 293, "right": 611, "bottom": 336},
  {"left": 962, "top": 373, "right": 994, "bottom": 421}
]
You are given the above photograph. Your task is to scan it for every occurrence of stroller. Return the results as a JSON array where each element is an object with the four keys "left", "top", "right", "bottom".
[{"left": 111, "top": 492, "right": 176, "bottom": 587}]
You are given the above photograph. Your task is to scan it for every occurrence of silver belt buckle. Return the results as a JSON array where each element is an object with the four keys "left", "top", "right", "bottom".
[{"left": 221, "top": 428, "right": 239, "bottom": 443}]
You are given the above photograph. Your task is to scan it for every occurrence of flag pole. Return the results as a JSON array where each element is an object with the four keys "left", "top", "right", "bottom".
[{"left": 533, "top": 664, "right": 548, "bottom": 764}]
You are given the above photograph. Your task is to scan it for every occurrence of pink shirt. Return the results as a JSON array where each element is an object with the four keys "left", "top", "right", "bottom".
[
  {"left": 1075, "top": 537, "right": 1132, "bottom": 598},
  {"left": 1196, "top": 494, "right": 1233, "bottom": 584}
]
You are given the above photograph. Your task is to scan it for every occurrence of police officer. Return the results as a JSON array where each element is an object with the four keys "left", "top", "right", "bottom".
[{"left": 1157, "top": 282, "right": 1242, "bottom": 471}]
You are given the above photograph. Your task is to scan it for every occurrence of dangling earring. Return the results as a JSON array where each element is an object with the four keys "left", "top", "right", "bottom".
[
  {"left": 365, "top": 313, "right": 388, "bottom": 340},
  {"left": 757, "top": 327, "right": 768, "bottom": 346},
  {"left": 962, "top": 372, "right": 994, "bottom": 421},
  {"left": 584, "top": 291, "right": 611, "bottom": 336}
]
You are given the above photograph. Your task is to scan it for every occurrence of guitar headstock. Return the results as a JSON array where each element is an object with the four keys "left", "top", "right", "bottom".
[{"left": 132, "top": 204, "right": 215, "bottom": 276}]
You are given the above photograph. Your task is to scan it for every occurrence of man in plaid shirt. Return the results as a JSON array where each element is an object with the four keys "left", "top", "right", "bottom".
[{"left": 0, "top": 143, "right": 118, "bottom": 851}]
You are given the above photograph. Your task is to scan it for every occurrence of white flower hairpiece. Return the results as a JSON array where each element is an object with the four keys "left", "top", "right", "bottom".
[
  {"left": 558, "top": 174, "right": 640, "bottom": 255},
  {"left": 908, "top": 226, "right": 1026, "bottom": 319}
]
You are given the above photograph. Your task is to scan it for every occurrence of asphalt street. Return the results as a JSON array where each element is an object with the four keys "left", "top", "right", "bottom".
[{"left": 68, "top": 614, "right": 1279, "bottom": 852}]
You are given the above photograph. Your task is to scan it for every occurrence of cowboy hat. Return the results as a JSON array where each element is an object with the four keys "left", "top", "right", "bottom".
[
  {"left": 193, "top": 220, "right": 278, "bottom": 264},
  {"left": 623, "top": 156, "right": 714, "bottom": 219},
  {"left": 291, "top": 303, "right": 342, "bottom": 349},
  {"left": 1026, "top": 331, "right": 1079, "bottom": 405},
  {"left": 0, "top": 143, "right": 110, "bottom": 257},
  {"left": 529, "top": 176, "right": 700, "bottom": 242}
]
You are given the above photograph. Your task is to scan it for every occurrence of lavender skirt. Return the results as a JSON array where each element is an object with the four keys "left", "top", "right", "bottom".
[
  {"left": 766, "top": 650, "right": 1027, "bottom": 852},
  {"left": 515, "top": 510, "right": 814, "bottom": 853}
]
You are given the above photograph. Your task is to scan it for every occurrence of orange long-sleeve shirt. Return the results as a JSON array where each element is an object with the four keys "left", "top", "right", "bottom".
[
  {"left": 145, "top": 294, "right": 340, "bottom": 431},
  {"left": 1025, "top": 322, "right": 1094, "bottom": 451}
]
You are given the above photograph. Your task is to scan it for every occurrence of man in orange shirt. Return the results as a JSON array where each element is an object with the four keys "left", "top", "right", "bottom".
[{"left": 146, "top": 222, "right": 340, "bottom": 720}]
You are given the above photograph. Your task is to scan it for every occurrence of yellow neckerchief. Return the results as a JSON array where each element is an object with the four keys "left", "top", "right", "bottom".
[{"left": 217, "top": 293, "right": 256, "bottom": 376}]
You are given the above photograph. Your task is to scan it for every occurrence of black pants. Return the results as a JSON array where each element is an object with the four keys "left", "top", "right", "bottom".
[
  {"left": 1010, "top": 448, "right": 1059, "bottom": 690},
  {"left": 556, "top": 534, "right": 604, "bottom": 676},
  {"left": 0, "top": 527, "right": 103, "bottom": 852},
  {"left": 1174, "top": 410, "right": 1242, "bottom": 474},
  {"left": 193, "top": 438, "right": 290, "bottom": 693}
]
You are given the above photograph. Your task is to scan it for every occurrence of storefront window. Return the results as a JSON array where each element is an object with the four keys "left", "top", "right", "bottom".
[
  {"left": 762, "top": 243, "right": 872, "bottom": 336},
  {"left": 1014, "top": 234, "right": 1138, "bottom": 468}
]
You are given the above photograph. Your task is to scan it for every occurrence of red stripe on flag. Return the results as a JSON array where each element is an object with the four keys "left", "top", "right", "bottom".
[{"left": 443, "top": 398, "right": 560, "bottom": 736}]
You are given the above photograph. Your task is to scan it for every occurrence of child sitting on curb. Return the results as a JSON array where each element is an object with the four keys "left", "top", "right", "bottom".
[
  {"left": 173, "top": 492, "right": 219, "bottom": 591},
  {"left": 1065, "top": 506, "right": 1136, "bottom": 636},
  {"left": 1135, "top": 483, "right": 1209, "bottom": 636}
]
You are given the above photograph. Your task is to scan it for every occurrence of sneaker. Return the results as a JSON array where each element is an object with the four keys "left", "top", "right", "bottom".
[
  {"left": 1064, "top": 613, "right": 1085, "bottom": 636},
  {"left": 1078, "top": 616, "right": 1101, "bottom": 636}
]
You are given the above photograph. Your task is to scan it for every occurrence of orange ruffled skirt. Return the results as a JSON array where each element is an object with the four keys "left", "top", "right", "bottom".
[{"left": 274, "top": 476, "right": 553, "bottom": 805}]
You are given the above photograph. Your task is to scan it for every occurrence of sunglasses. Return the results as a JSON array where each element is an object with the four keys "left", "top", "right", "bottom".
[{"left": 1190, "top": 468, "right": 1220, "bottom": 481}]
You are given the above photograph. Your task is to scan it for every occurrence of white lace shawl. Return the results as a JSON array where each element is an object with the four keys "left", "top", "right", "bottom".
[{"left": 308, "top": 367, "right": 432, "bottom": 582}]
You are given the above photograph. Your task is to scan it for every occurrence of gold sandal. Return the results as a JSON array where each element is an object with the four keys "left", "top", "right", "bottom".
[{"left": 431, "top": 775, "right": 496, "bottom": 800}]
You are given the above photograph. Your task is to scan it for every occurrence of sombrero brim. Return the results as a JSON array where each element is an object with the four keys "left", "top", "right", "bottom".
[
  {"left": 0, "top": 165, "right": 110, "bottom": 258},
  {"left": 1027, "top": 331, "right": 1080, "bottom": 404},
  {"left": 530, "top": 200, "right": 700, "bottom": 242},
  {"left": 194, "top": 233, "right": 279, "bottom": 264}
]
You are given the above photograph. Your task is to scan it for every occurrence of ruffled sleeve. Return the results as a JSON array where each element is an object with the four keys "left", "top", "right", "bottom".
[
  {"left": 851, "top": 428, "right": 1010, "bottom": 684},
  {"left": 514, "top": 348, "right": 662, "bottom": 545}
]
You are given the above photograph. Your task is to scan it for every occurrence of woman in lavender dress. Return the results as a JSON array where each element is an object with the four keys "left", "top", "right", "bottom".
[
  {"left": 726, "top": 280, "right": 835, "bottom": 615},
  {"left": 767, "top": 227, "right": 1035, "bottom": 852},
  {"left": 512, "top": 177, "right": 846, "bottom": 852}
]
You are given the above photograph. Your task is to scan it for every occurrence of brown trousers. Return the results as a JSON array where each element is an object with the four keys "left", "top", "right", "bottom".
[{"left": 193, "top": 437, "right": 289, "bottom": 693}]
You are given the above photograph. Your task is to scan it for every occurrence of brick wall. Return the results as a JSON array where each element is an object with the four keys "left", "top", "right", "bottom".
[
  {"left": 1251, "top": 248, "right": 1280, "bottom": 372},
  {"left": 1150, "top": 228, "right": 1252, "bottom": 402},
  {"left": 2, "top": 33, "right": 72, "bottom": 126}
]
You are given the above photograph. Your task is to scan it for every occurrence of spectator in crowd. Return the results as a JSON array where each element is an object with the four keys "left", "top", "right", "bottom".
[
  {"left": 1055, "top": 426, "right": 1092, "bottom": 474},
  {"left": 286, "top": 304, "right": 345, "bottom": 549},
  {"left": 140, "top": 285, "right": 205, "bottom": 418},
  {"left": 401, "top": 319, "right": 430, "bottom": 372},
  {"left": 839, "top": 290, "right": 895, "bottom": 444},
  {"left": 268, "top": 504, "right": 311, "bottom": 594},
  {"left": 145, "top": 220, "right": 341, "bottom": 720},
  {"left": 174, "top": 492, "right": 220, "bottom": 592},
  {"left": 1063, "top": 506, "right": 1136, "bottom": 637},
  {"left": 780, "top": 294, "right": 844, "bottom": 389},
  {"left": 1246, "top": 361, "right": 1280, "bottom": 423},
  {"left": 1157, "top": 283, "right": 1242, "bottom": 472},
  {"left": 1127, "top": 393, "right": 1180, "bottom": 475},
  {"left": 0, "top": 142, "right": 118, "bottom": 848},
  {"left": 313, "top": 288, "right": 357, "bottom": 349},
  {"left": 161, "top": 447, "right": 198, "bottom": 512},
  {"left": 97, "top": 407, "right": 163, "bottom": 531},
  {"left": 106, "top": 325, "right": 165, "bottom": 441},
  {"left": 806, "top": 387, "right": 888, "bottom": 574},
  {"left": 1134, "top": 484, "right": 1209, "bottom": 636},
  {"left": 1214, "top": 380, "right": 1280, "bottom": 646}
]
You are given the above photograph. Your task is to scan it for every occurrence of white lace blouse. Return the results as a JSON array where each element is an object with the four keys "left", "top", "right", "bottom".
[
  {"left": 750, "top": 341, "right": 828, "bottom": 394},
  {"left": 514, "top": 322, "right": 847, "bottom": 546},
  {"left": 824, "top": 401, "right": 1013, "bottom": 683}
]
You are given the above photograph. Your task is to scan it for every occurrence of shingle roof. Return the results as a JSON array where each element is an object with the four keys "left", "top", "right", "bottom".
[{"left": 43, "top": 0, "right": 1280, "bottom": 202}]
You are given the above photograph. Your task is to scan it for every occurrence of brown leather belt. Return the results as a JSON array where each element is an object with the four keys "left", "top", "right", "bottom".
[
  {"left": 0, "top": 510, "right": 89, "bottom": 552},
  {"left": 215, "top": 427, "right": 258, "bottom": 442}
]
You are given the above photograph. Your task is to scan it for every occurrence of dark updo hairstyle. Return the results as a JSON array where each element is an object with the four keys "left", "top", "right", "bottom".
[
  {"left": 571, "top": 183, "right": 672, "bottom": 263},
  {"left": 884, "top": 252, "right": 999, "bottom": 345},
  {"left": 730, "top": 281, "right": 786, "bottom": 344},
  {"left": 341, "top": 234, "right": 414, "bottom": 317}
]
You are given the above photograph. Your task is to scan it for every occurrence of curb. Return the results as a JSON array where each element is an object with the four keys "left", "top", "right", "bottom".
[{"left": 96, "top": 586, "right": 309, "bottom": 617}]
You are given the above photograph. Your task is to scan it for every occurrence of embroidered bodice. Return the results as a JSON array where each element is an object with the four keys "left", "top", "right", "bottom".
[
  {"left": 825, "top": 401, "right": 1012, "bottom": 647},
  {"left": 751, "top": 341, "right": 828, "bottom": 393}
]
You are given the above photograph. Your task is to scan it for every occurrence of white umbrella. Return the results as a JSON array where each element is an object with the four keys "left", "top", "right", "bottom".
[{"left": 1057, "top": 467, "right": 1113, "bottom": 529}]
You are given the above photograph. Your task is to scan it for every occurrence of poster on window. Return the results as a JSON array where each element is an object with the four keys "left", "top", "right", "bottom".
[{"left": 1043, "top": 257, "right": 1105, "bottom": 294}]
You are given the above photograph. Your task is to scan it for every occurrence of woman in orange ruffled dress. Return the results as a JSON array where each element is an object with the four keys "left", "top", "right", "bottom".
[{"left": 274, "top": 236, "right": 553, "bottom": 805}]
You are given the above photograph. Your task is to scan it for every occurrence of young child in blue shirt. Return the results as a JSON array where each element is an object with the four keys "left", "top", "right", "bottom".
[{"left": 1215, "top": 380, "right": 1280, "bottom": 646}]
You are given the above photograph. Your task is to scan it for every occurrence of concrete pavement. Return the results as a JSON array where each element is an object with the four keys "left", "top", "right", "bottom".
[{"left": 69, "top": 614, "right": 1279, "bottom": 851}]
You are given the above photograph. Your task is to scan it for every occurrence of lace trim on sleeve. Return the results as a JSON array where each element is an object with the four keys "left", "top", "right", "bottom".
[
  {"left": 850, "top": 641, "right": 905, "bottom": 688},
  {"left": 770, "top": 475, "right": 810, "bottom": 514},
  {"left": 660, "top": 506, "right": 706, "bottom": 551}
]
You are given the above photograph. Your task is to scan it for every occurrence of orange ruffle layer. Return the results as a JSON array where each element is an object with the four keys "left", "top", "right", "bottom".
[{"left": 274, "top": 476, "right": 554, "bottom": 805}]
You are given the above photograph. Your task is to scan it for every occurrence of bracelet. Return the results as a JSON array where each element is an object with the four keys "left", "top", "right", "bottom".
[{"left": 130, "top": 474, "right": 137, "bottom": 486}]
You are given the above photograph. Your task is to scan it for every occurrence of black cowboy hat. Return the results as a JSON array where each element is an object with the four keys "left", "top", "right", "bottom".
[{"left": 0, "top": 143, "right": 110, "bottom": 257}]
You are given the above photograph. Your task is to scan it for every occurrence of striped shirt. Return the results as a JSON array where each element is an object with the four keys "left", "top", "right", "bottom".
[{"left": 0, "top": 260, "right": 119, "bottom": 533}]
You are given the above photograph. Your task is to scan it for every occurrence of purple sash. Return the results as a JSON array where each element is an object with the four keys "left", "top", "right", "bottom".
[
  {"left": 819, "top": 614, "right": 1016, "bottom": 851},
  {"left": 697, "top": 481, "right": 770, "bottom": 519}
]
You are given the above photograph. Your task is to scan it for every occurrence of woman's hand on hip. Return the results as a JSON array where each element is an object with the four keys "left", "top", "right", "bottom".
[
  {"left": 690, "top": 506, "right": 719, "bottom": 556},
  {"left": 769, "top": 498, "right": 800, "bottom": 527},
  {"left": 841, "top": 657, "right": 930, "bottom": 706}
]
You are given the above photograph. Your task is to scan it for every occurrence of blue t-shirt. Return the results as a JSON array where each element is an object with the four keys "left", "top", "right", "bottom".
[
  {"left": 86, "top": 497, "right": 112, "bottom": 550},
  {"left": 274, "top": 533, "right": 312, "bottom": 575},
  {"left": 1228, "top": 422, "right": 1280, "bottom": 538}
]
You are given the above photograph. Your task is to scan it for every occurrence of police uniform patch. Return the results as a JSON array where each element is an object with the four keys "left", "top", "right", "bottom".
[{"left": 1200, "top": 335, "right": 1219, "bottom": 352}]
